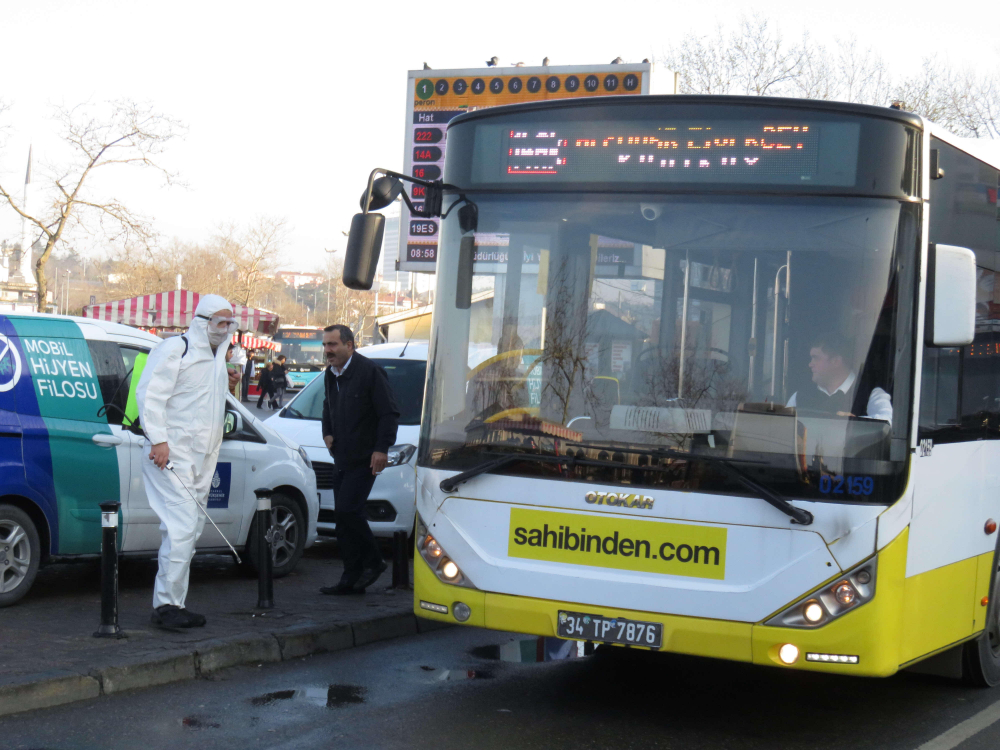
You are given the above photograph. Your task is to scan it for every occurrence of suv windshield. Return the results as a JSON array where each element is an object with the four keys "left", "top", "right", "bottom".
[
  {"left": 284, "top": 358, "right": 426, "bottom": 425},
  {"left": 422, "top": 193, "right": 919, "bottom": 504}
]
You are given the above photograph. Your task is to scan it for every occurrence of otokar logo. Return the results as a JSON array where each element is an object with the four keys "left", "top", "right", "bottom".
[{"left": 0, "top": 333, "right": 23, "bottom": 392}]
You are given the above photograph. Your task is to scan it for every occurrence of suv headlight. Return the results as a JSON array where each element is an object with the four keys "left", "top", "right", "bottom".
[
  {"left": 386, "top": 444, "right": 416, "bottom": 467},
  {"left": 297, "top": 446, "right": 313, "bottom": 470}
]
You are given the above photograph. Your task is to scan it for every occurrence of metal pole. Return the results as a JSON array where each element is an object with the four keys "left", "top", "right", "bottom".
[
  {"left": 677, "top": 250, "right": 690, "bottom": 399},
  {"left": 94, "top": 501, "right": 125, "bottom": 639},
  {"left": 253, "top": 488, "right": 274, "bottom": 609},
  {"left": 770, "top": 264, "right": 788, "bottom": 398},
  {"left": 749, "top": 258, "right": 758, "bottom": 391},
  {"left": 391, "top": 530, "right": 410, "bottom": 588}
]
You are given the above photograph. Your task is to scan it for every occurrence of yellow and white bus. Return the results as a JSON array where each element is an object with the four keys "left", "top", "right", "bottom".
[{"left": 349, "top": 95, "right": 1000, "bottom": 683}]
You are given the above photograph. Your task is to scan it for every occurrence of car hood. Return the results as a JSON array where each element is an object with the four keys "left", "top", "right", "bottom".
[{"left": 266, "top": 414, "right": 420, "bottom": 450}]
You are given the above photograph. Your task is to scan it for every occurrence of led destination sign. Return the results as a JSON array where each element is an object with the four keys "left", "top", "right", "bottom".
[{"left": 472, "top": 119, "right": 861, "bottom": 187}]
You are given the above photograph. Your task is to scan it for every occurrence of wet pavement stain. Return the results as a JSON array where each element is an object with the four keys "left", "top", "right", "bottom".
[
  {"left": 182, "top": 716, "right": 221, "bottom": 729},
  {"left": 326, "top": 684, "right": 365, "bottom": 707},
  {"left": 250, "top": 689, "right": 296, "bottom": 706},
  {"left": 249, "top": 685, "right": 366, "bottom": 709},
  {"left": 436, "top": 669, "right": 495, "bottom": 681},
  {"left": 469, "top": 644, "right": 501, "bottom": 660}
]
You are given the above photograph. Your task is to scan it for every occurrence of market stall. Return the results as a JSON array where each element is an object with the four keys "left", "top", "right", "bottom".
[
  {"left": 83, "top": 290, "right": 281, "bottom": 401},
  {"left": 82, "top": 289, "right": 279, "bottom": 336}
]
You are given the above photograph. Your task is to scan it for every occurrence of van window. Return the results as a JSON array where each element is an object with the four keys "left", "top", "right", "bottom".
[{"left": 87, "top": 341, "right": 130, "bottom": 425}]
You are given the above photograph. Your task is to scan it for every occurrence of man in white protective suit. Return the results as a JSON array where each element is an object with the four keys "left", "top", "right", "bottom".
[{"left": 137, "top": 294, "right": 242, "bottom": 630}]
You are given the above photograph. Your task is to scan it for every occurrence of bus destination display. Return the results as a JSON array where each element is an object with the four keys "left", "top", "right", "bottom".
[{"left": 479, "top": 119, "right": 858, "bottom": 186}]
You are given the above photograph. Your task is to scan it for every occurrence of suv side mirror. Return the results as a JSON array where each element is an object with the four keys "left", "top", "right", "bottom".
[
  {"left": 927, "top": 243, "right": 976, "bottom": 347},
  {"left": 224, "top": 410, "right": 243, "bottom": 438},
  {"left": 343, "top": 212, "right": 385, "bottom": 290}
]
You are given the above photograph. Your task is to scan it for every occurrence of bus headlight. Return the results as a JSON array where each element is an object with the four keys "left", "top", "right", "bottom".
[
  {"left": 834, "top": 581, "right": 857, "bottom": 606},
  {"left": 415, "top": 514, "right": 477, "bottom": 589},
  {"left": 779, "top": 644, "right": 800, "bottom": 664},
  {"left": 765, "top": 558, "right": 877, "bottom": 629},
  {"left": 441, "top": 559, "right": 460, "bottom": 580},
  {"left": 803, "top": 601, "right": 825, "bottom": 624}
]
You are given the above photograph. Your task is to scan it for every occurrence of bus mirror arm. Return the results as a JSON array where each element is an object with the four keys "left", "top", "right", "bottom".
[
  {"left": 358, "top": 167, "right": 460, "bottom": 219},
  {"left": 347, "top": 168, "right": 473, "bottom": 290}
]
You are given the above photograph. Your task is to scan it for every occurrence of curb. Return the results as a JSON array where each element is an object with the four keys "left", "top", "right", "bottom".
[{"left": 0, "top": 610, "right": 447, "bottom": 719}]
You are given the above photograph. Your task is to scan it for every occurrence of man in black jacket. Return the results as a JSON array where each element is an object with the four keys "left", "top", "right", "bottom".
[{"left": 319, "top": 324, "right": 400, "bottom": 594}]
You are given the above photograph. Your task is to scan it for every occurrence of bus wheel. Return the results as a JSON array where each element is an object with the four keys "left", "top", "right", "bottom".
[
  {"left": 964, "top": 548, "right": 1000, "bottom": 686},
  {"left": 0, "top": 504, "right": 41, "bottom": 607}
]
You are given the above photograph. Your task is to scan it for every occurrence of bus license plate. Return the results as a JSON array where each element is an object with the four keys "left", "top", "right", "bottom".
[{"left": 557, "top": 611, "right": 663, "bottom": 649}]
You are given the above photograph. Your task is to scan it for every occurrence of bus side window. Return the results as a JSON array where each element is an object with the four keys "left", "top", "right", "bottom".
[
  {"left": 960, "top": 268, "right": 1000, "bottom": 436},
  {"left": 918, "top": 346, "right": 960, "bottom": 438}
]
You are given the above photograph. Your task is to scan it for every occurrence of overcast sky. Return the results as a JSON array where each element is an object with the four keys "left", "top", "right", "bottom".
[{"left": 0, "top": 0, "right": 997, "bottom": 273}]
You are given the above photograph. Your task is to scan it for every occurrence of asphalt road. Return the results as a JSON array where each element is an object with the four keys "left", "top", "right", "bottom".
[{"left": 8, "top": 624, "right": 1000, "bottom": 749}]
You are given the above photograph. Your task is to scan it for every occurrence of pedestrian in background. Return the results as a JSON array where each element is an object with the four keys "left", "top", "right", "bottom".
[
  {"left": 256, "top": 361, "right": 275, "bottom": 410},
  {"left": 319, "top": 324, "right": 399, "bottom": 595},
  {"left": 272, "top": 354, "right": 288, "bottom": 408},
  {"left": 229, "top": 340, "right": 247, "bottom": 400},
  {"left": 242, "top": 355, "right": 255, "bottom": 402}
]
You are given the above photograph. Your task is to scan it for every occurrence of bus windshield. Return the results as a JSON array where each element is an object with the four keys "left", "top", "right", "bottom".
[
  {"left": 422, "top": 192, "right": 919, "bottom": 505},
  {"left": 276, "top": 339, "right": 325, "bottom": 365},
  {"left": 273, "top": 329, "right": 325, "bottom": 366}
]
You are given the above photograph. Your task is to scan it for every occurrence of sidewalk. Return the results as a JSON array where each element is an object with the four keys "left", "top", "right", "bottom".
[{"left": 0, "top": 539, "right": 438, "bottom": 717}]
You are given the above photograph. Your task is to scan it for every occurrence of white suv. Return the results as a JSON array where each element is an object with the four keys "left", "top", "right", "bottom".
[{"left": 265, "top": 342, "right": 427, "bottom": 539}]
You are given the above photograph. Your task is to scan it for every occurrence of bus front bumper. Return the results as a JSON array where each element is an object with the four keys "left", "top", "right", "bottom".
[{"left": 414, "top": 527, "right": 914, "bottom": 678}]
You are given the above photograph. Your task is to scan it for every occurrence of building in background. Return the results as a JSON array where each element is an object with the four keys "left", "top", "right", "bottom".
[{"left": 276, "top": 270, "right": 325, "bottom": 288}]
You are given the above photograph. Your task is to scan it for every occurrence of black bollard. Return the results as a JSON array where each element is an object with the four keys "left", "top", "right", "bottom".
[
  {"left": 94, "top": 501, "right": 125, "bottom": 639},
  {"left": 391, "top": 530, "right": 410, "bottom": 589},
  {"left": 253, "top": 488, "right": 274, "bottom": 609}
]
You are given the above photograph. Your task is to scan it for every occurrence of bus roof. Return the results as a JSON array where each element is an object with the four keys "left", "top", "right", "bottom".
[{"left": 448, "top": 94, "right": 924, "bottom": 130}]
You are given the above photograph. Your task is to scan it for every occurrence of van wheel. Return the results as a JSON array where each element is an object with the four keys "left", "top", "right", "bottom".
[
  {"left": 964, "top": 545, "right": 1000, "bottom": 686},
  {"left": 245, "top": 493, "right": 306, "bottom": 578},
  {"left": 0, "top": 505, "right": 41, "bottom": 607}
]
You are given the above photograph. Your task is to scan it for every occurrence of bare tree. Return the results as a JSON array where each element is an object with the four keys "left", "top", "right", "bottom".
[
  {"left": 661, "top": 16, "right": 1000, "bottom": 139},
  {"left": 217, "top": 216, "right": 288, "bottom": 306},
  {"left": 0, "top": 100, "right": 183, "bottom": 311},
  {"left": 668, "top": 15, "right": 804, "bottom": 96}
]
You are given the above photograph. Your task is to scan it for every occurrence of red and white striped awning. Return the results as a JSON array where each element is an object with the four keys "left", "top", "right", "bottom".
[
  {"left": 238, "top": 332, "right": 280, "bottom": 351},
  {"left": 82, "top": 290, "right": 279, "bottom": 333}
]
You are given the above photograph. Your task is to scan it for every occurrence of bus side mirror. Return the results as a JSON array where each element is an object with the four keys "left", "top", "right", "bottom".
[
  {"left": 360, "top": 176, "right": 403, "bottom": 211},
  {"left": 927, "top": 243, "right": 976, "bottom": 347},
  {"left": 343, "top": 212, "right": 385, "bottom": 290}
]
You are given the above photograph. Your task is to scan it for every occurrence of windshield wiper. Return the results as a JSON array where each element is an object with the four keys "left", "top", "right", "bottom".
[
  {"left": 578, "top": 443, "right": 813, "bottom": 526},
  {"left": 439, "top": 453, "right": 568, "bottom": 492},
  {"left": 284, "top": 405, "right": 306, "bottom": 419},
  {"left": 438, "top": 447, "right": 812, "bottom": 525}
]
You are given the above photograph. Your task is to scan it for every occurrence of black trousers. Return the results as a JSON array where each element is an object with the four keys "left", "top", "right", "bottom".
[
  {"left": 256, "top": 387, "right": 273, "bottom": 408},
  {"left": 332, "top": 463, "right": 383, "bottom": 583}
]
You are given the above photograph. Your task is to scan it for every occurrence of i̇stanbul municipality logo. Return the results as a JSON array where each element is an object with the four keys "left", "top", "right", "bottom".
[{"left": 0, "top": 333, "right": 23, "bottom": 392}]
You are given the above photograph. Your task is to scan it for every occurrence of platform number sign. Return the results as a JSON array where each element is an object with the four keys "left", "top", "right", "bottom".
[{"left": 399, "top": 62, "right": 655, "bottom": 273}]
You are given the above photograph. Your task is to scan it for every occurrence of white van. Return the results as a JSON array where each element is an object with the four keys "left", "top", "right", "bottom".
[
  {"left": 0, "top": 313, "right": 318, "bottom": 606},
  {"left": 266, "top": 342, "right": 427, "bottom": 539}
]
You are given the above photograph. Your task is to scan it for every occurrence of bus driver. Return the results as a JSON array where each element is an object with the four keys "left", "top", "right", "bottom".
[{"left": 786, "top": 334, "right": 893, "bottom": 424}]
